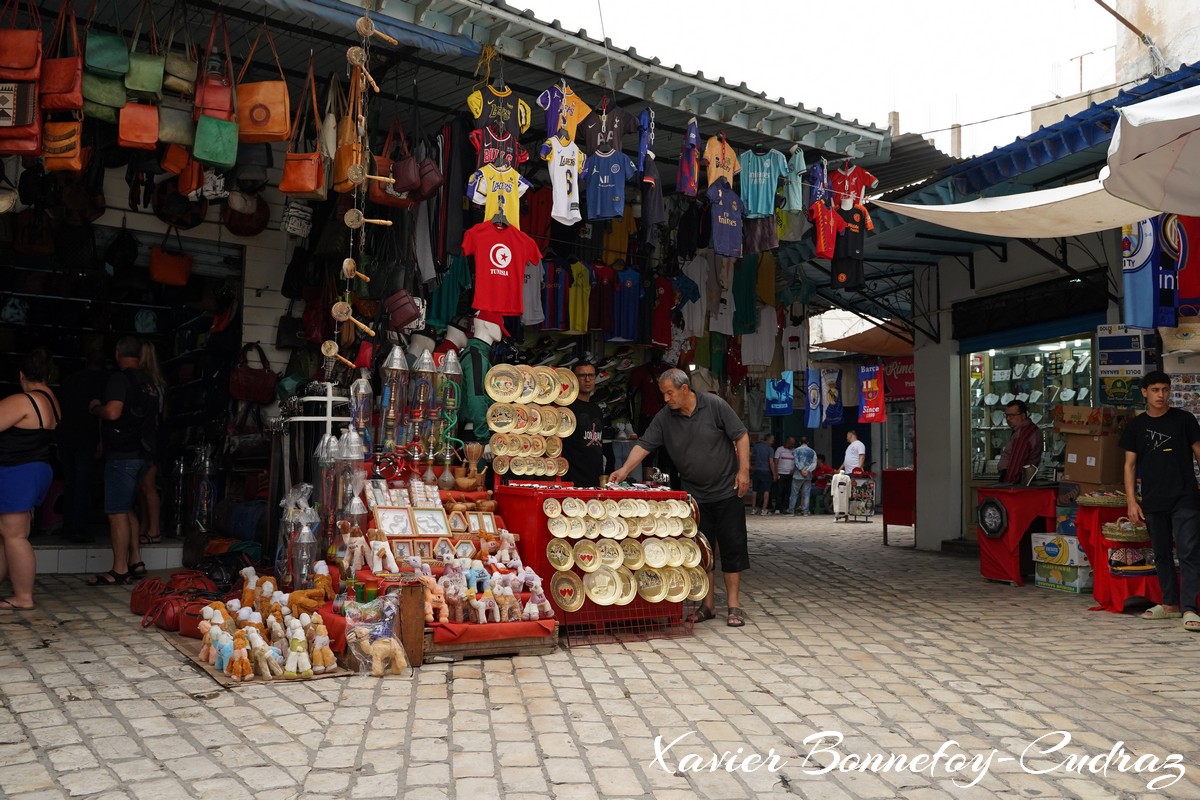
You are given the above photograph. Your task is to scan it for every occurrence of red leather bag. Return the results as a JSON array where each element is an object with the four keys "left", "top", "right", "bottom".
[
  {"left": 193, "top": 11, "right": 234, "bottom": 122},
  {"left": 229, "top": 342, "right": 278, "bottom": 404},
  {"left": 370, "top": 121, "right": 420, "bottom": 208},
  {"left": 40, "top": 2, "right": 82, "bottom": 110},
  {"left": 141, "top": 594, "right": 192, "bottom": 632},
  {"left": 159, "top": 143, "right": 190, "bottom": 175},
  {"left": 0, "top": 0, "right": 42, "bottom": 82},
  {"left": 149, "top": 227, "right": 194, "bottom": 286},
  {"left": 167, "top": 570, "right": 218, "bottom": 593},
  {"left": 178, "top": 600, "right": 211, "bottom": 639},
  {"left": 118, "top": 102, "right": 159, "bottom": 150},
  {"left": 278, "top": 58, "right": 325, "bottom": 198},
  {"left": 130, "top": 577, "right": 172, "bottom": 616}
]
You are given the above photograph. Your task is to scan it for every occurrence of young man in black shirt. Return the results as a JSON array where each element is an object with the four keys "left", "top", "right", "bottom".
[
  {"left": 561, "top": 360, "right": 605, "bottom": 488},
  {"left": 1119, "top": 370, "right": 1200, "bottom": 630}
]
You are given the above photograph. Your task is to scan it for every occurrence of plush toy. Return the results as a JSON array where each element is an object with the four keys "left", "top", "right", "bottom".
[
  {"left": 404, "top": 555, "right": 431, "bottom": 577},
  {"left": 439, "top": 559, "right": 467, "bottom": 594},
  {"left": 526, "top": 575, "right": 554, "bottom": 619},
  {"left": 469, "top": 591, "right": 499, "bottom": 624},
  {"left": 214, "top": 630, "right": 234, "bottom": 673},
  {"left": 312, "top": 561, "right": 334, "bottom": 601},
  {"left": 443, "top": 582, "right": 467, "bottom": 623},
  {"left": 349, "top": 627, "right": 408, "bottom": 677},
  {"left": 521, "top": 597, "right": 540, "bottom": 621},
  {"left": 346, "top": 526, "right": 372, "bottom": 573},
  {"left": 226, "top": 599, "right": 242, "bottom": 617},
  {"left": 198, "top": 613, "right": 220, "bottom": 661},
  {"left": 508, "top": 564, "right": 528, "bottom": 596},
  {"left": 465, "top": 560, "right": 491, "bottom": 596},
  {"left": 247, "top": 628, "right": 284, "bottom": 679},
  {"left": 371, "top": 540, "right": 400, "bottom": 574},
  {"left": 239, "top": 567, "right": 259, "bottom": 609},
  {"left": 205, "top": 601, "right": 232, "bottom": 624},
  {"left": 255, "top": 577, "right": 277, "bottom": 619},
  {"left": 496, "top": 530, "right": 517, "bottom": 563},
  {"left": 225, "top": 630, "right": 254, "bottom": 682},
  {"left": 493, "top": 574, "right": 521, "bottom": 622},
  {"left": 236, "top": 606, "right": 255, "bottom": 630},
  {"left": 418, "top": 574, "right": 449, "bottom": 623},
  {"left": 287, "top": 588, "right": 325, "bottom": 619},
  {"left": 367, "top": 526, "right": 386, "bottom": 543},
  {"left": 310, "top": 623, "right": 336, "bottom": 674},
  {"left": 283, "top": 620, "right": 313, "bottom": 678},
  {"left": 248, "top": 611, "right": 268, "bottom": 640},
  {"left": 268, "top": 617, "right": 288, "bottom": 653}
]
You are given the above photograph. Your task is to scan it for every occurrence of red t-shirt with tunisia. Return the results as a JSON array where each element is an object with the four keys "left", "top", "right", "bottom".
[{"left": 462, "top": 221, "right": 542, "bottom": 316}]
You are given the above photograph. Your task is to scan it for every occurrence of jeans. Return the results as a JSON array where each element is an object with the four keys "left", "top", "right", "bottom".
[
  {"left": 790, "top": 476, "right": 812, "bottom": 513},
  {"left": 773, "top": 474, "right": 793, "bottom": 512},
  {"left": 1144, "top": 500, "right": 1200, "bottom": 613}
]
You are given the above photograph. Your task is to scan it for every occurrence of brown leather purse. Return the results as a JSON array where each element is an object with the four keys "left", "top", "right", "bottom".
[
  {"left": 332, "top": 67, "right": 365, "bottom": 194},
  {"left": 278, "top": 57, "right": 325, "bottom": 198},
  {"left": 40, "top": 2, "right": 82, "bottom": 110},
  {"left": 42, "top": 119, "right": 84, "bottom": 172},
  {"left": 234, "top": 23, "right": 290, "bottom": 143}
]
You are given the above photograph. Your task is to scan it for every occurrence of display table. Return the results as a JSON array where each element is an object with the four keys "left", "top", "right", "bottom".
[
  {"left": 1076, "top": 505, "right": 1160, "bottom": 613},
  {"left": 976, "top": 486, "right": 1057, "bottom": 585},
  {"left": 882, "top": 469, "right": 915, "bottom": 546}
]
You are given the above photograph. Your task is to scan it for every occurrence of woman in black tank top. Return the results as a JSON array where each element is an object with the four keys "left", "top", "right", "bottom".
[{"left": 0, "top": 348, "right": 61, "bottom": 611}]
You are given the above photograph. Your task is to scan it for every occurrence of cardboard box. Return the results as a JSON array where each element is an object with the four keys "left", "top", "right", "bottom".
[
  {"left": 1063, "top": 434, "right": 1125, "bottom": 484},
  {"left": 1032, "top": 532, "right": 1089, "bottom": 566},
  {"left": 1035, "top": 562, "right": 1094, "bottom": 593},
  {"left": 1055, "top": 506, "right": 1078, "bottom": 536},
  {"left": 1052, "top": 405, "right": 1135, "bottom": 436},
  {"left": 1056, "top": 481, "right": 1124, "bottom": 506}
]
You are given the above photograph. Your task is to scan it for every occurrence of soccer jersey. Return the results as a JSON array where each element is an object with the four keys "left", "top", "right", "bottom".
[
  {"left": 468, "top": 164, "right": 531, "bottom": 229},
  {"left": 524, "top": 186, "right": 553, "bottom": 252},
  {"left": 831, "top": 204, "right": 872, "bottom": 291},
  {"left": 466, "top": 84, "right": 531, "bottom": 137},
  {"left": 566, "top": 258, "right": 592, "bottom": 334},
  {"left": 808, "top": 160, "right": 830, "bottom": 207},
  {"left": 742, "top": 305, "right": 777, "bottom": 366},
  {"left": 522, "top": 261, "right": 545, "bottom": 325},
  {"left": 739, "top": 148, "right": 788, "bottom": 218},
  {"left": 651, "top": 274, "right": 674, "bottom": 348},
  {"left": 540, "top": 259, "right": 569, "bottom": 331},
  {"left": 539, "top": 136, "right": 585, "bottom": 225},
  {"left": 706, "top": 177, "right": 744, "bottom": 258},
  {"left": 829, "top": 164, "right": 878, "bottom": 205},
  {"left": 784, "top": 149, "right": 808, "bottom": 211},
  {"left": 680, "top": 254, "right": 711, "bottom": 337},
  {"left": 641, "top": 156, "right": 665, "bottom": 231},
  {"left": 703, "top": 134, "right": 740, "bottom": 188},
  {"left": 427, "top": 254, "right": 471, "bottom": 328},
  {"left": 588, "top": 261, "right": 616, "bottom": 332},
  {"left": 677, "top": 117, "right": 701, "bottom": 196},
  {"left": 461, "top": 221, "right": 542, "bottom": 315},
  {"left": 610, "top": 267, "right": 642, "bottom": 342},
  {"left": 468, "top": 125, "right": 527, "bottom": 169},
  {"left": 536, "top": 83, "right": 591, "bottom": 142},
  {"left": 535, "top": 84, "right": 563, "bottom": 137},
  {"left": 809, "top": 201, "right": 847, "bottom": 260},
  {"left": 581, "top": 105, "right": 635, "bottom": 154},
  {"left": 637, "top": 107, "right": 655, "bottom": 172},
  {"left": 581, "top": 149, "right": 637, "bottom": 222},
  {"left": 782, "top": 321, "right": 807, "bottom": 373}
]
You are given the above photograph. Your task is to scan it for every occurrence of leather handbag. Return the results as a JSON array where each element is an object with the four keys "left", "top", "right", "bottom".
[
  {"left": 82, "top": 70, "right": 125, "bottom": 108},
  {"left": 167, "top": 569, "right": 218, "bottom": 593},
  {"left": 140, "top": 594, "right": 191, "bottom": 632},
  {"left": 193, "top": 113, "right": 237, "bottom": 168},
  {"left": 159, "top": 142, "right": 190, "bottom": 174},
  {"left": 0, "top": 0, "right": 42, "bottom": 81},
  {"left": 118, "top": 101, "right": 158, "bottom": 150},
  {"left": 130, "top": 577, "right": 171, "bottom": 615},
  {"left": 230, "top": 342, "right": 279, "bottom": 404},
  {"left": 153, "top": 176, "right": 207, "bottom": 229},
  {"left": 83, "top": 0, "right": 127, "bottom": 78},
  {"left": 0, "top": 81, "right": 40, "bottom": 155},
  {"left": 40, "top": 2, "right": 82, "bottom": 110},
  {"left": 158, "top": 96, "right": 195, "bottom": 146},
  {"left": 124, "top": 0, "right": 164, "bottom": 102},
  {"left": 332, "top": 67, "right": 365, "bottom": 194},
  {"left": 234, "top": 23, "right": 290, "bottom": 143},
  {"left": 193, "top": 10, "right": 234, "bottom": 122},
  {"left": 383, "top": 290, "right": 423, "bottom": 332},
  {"left": 177, "top": 599, "right": 211, "bottom": 639},
  {"left": 149, "top": 225, "right": 193, "bottom": 285},
  {"left": 411, "top": 81, "right": 444, "bottom": 200},
  {"left": 221, "top": 192, "right": 269, "bottom": 237},
  {"left": 42, "top": 119, "right": 84, "bottom": 172},
  {"left": 161, "top": 0, "right": 196, "bottom": 96},
  {"left": 320, "top": 72, "right": 339, "bottom": 161},
  {"left": 82, "top": 97, "right": 119, "bottom": 124},
  {"left": 370, "top": 121, "right": 420, "bottom": 207},
  {"left": 178, "top": 155, "right": 202, "bottom": 197},
  {"left": 278, "top": 58, "right": 326, "bottom": 199},
  {"left": 275, "top": 300, "right": 306, "bottom": 349}
]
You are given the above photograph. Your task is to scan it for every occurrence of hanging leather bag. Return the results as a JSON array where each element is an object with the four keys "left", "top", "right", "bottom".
[
  {"left": 193, "top": 10, "right": 234, "bottom": 121},
  {"left": 161, "top": 0, "right": 197, "bottom": 96},
  {"left": 320, "top": 73, "right": 339, "bottom": 163},
  {"left": 371, "top": 121, "right": 420, "bottom": 207},
  {"left": 275, "top": 299, "right": 306, "bottom": 350},
  {"left": 0, "top": 0, "right": 42, "bottom": 81},
  {"left": 230, "top": 342, "right": 279, "bottom": 404},
  {"left": 149, "top": 225, "right": 193, "bottom": 285},
  {"left": 42, "top": 118, "right": 84, "bottom": 172},
  {"left": 193, "top": 111, "right": 237, "bottom": 168},
  {"left": 332, "top": 67, "right": 365, "bottom": 194},
  {"left": 278, "top": 58, "right": 326, "bottom": 199},
  {"left": 235, "top": 23, "right": 290, "bottom": 143},
  {"left": 40, "top": 2, "right": 82, "bottom": 110},
  {"left": 124, "top": 0, "right": 164, "bottom": 102},
  {"left": 157, "top": 96, "right": 195, "bottom": 146},
  {"left": 159, "top": 142, "right": 190, "bottom": 174},
  {"left": 83, "top": 0, "right": 127, "bottom": 78},
  {"left": 0, "top": 80, "right": 40, "bottom": 155},
  {"left": 383, "top": 290, "right": 423, "bottom": 333},
  {"left": 82, "top": 70, "right": 125, "bottom": 110},
  {"left": 152, "top": 176, "right": 207, "bottom": 229},
  {"left": 118, "top": 101, "right": 158, "bottom": 150}
]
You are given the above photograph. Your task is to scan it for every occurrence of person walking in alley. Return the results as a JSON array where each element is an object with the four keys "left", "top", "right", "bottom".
[
  {"left": 750, "top": 434, "right": 776, "bottom": 515},
  {"left": 791, "top": 436, "right": 817, "bottom": 515},
  {"left": 1120, "top": 370, "right": 1200, "bottom": 630},
  {"left": 608, "top": 368, "right": 751, "bottom": 628},
  {"left": 772, "top": 435, "right": 797, "bottom": 514}
]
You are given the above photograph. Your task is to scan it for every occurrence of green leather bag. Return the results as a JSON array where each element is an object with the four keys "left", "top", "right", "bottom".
[
  {"left": 82, "top": 98, "right": 120, "bottom": 124},
  {"left": 82, "top": 70, "right": 126, "bottom": 108},
  {"left": 124, "top": 0, "right": 164, "bottom": 101},
  {"left": 193, "top": 113, "right": 237, "bottom": 168},
  {"left": 84, "top": 31, "right": 127, "bottom": 78},
  {"left": 158, "top": 98, "right": 195, "bottom": 146},
  {"left": 162, "top": 1, "right": 196, "bottom": 96}
]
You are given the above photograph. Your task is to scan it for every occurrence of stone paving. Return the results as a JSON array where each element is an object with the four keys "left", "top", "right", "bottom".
[{"left": 2, "top": 514, "right": 1199, "bottom": 799}]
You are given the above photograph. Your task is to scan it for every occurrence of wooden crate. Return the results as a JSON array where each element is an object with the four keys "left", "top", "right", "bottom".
[{"left": 421, "top": 622, "right": 558, "bottom": 663}]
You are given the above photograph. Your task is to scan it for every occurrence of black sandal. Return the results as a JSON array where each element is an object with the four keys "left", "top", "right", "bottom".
[
  {"left": 85, "top": 570, "right": 131, "bottom": 586},
  {"left": 727, "top": 607, "right": 747, "bottom": 627},
  {"left": 690, "top": 605, "right": 716, "bottom": 623},
  {"left": 139, "top": 533, "right": 162, "bottom": 545},
  {"left": 129, "top": 562, "right": 148, "bottom": 579}
]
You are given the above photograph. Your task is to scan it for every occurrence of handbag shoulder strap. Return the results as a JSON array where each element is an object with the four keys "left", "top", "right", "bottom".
[
  {"left": 163, "top": 0, "right": 194, "bottom": 59},
  {"left": 241, "top": 342, "right": 271, "bottom": 370},
  {"left": 160, "top": 225, "right": 184, "bottom": 251},
  {"left": 288, "top": 58, "right": 321, "bottom": 151},
  {"left": 48, "top": 2, "right": 78, "bottom": 59},
  {"left": 128, "top": 0, "right": 160, "bottom": 54},
  {"left": 0, "top": 0, "right": 40, "bottom": 30},
  {"left": 83, "top": 0, "right": 122, "bottom": 37},
  {"left": 203, "top": 9, "right": 233, "bottom": 82},
  {"left": 236, "top": 23, "right": 286, "bottom": 85},
  {"left": 325, "top": 72, "right": 344, "bottom": 117}
]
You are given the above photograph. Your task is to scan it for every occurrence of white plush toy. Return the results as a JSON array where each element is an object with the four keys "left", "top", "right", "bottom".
[
  {"left": 246, "top": 628, "right": 284, "bottom": 679},
  {"left": 239, "top": 567, "right": 259, "bottom": 608},
  {"left": 371, "top": 539, "right": 400, "bottom": 573},
  {"left": 526, "top": 575, "right": 554, "bottom": 619},
  {"left": 496, "top": 530, "right": 517, "bottom": 563},
  {"left": 268, "top": 617, "right": 288, "bottom": 653},
  {"left": 469, "top": 592, "right": 500, "bottom": 624},
  {"left": 283, "top": 619, "right": 313, "bottom": 677}
]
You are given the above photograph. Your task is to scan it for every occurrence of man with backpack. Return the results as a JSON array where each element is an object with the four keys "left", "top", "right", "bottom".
[{"left": 86, "top": 337, "right": 161, "bottom": 586}]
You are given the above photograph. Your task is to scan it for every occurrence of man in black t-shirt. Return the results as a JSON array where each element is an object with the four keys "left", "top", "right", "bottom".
[
  {"left": 562, "top": 360, "right": 605, "bottom": 488},
  {"left": 1119, "top": 370, "right": 1200, "bottom": 630}
]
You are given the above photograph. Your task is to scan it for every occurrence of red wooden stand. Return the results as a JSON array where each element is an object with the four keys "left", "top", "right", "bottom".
[{"left": 977, "top": 487, "right": 1056, "bottom": 586}]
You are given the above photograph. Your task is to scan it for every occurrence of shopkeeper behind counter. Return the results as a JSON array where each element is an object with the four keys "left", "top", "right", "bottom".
[
  {"left": 997, "top": 400, "right": 1043, "bottom": 485},
  {"left": 561, "top": 359, "right": 605, "bottom": 487}
]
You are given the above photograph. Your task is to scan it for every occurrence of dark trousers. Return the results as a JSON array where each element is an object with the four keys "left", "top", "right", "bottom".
[
  {"left": 773, "top": 474, "right": 794, "bottom": 512},
  {"left": 59, "top": 447, "right": 98, "bottom": 536},
  {"left": 1144, "top": 499, "right": 1200, "bottom": 612}
]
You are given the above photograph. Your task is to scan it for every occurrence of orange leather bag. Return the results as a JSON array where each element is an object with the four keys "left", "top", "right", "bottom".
[
  {"left": 332, "top": 67, "right": 365, "bottom": 194},
  {"left": 193, "top": 10, "right": 234, "bottom": 122},
  {"left": 42, "top": 119, "right": 84, "bottom": 172},
  {"left": 118, "top": 101, "right": 158, "bottom": 150},
  {"left": 278, "top": 57, "right": 326, "bottom": 199},
  {"left": 40, "top": 2, "right": 82, "bottom": 110},
  {"left": 0, "top": 0, "right": 42, "bottom": 82},
  {"left": 235, "top": 23, "right": 290, "bottom": 143},
  {"left": 159, "top": 143, "right": 190, "bottom": 174}
]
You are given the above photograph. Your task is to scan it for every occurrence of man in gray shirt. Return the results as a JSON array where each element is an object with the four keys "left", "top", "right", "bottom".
[{"left": 608, "top": 368, "right": 751, "bottom": 628}]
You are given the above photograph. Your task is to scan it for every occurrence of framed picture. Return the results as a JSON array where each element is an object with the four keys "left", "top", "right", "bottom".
[
  {"left": 374, "top": 507, "right": 415, "bottom": 537},
  {"left": 479, "top": 512, "right": 497, "bottom": 535},
  {"left": 467, "top": 511, "right": 482, "bottom": 533},
  {"left": 414, "top": 539, "right": 433, "bottom": 560},
  {"left": 388, "top": 537, "right": 413, "bottom": 561},
  {"left": 447, "top": 510, "right": 470, "bottom": 532},
  {"left": 412, "top": 508, "right": 451, "bottom": 538},
  {"left": 433, "top": 537, "right": 455, "bottom": 562},
  {"left": 454, "top": 540, "right": 477, "bottom": 560}
]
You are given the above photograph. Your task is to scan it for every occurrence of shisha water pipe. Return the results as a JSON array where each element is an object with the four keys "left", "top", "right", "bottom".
[
  {"left": 314, "top": 433, "right": 339, "bottom": 559},
  {"left": 433, "top": 350, "right": 464, "bottom": 465},
  {"left": 405, "top": 350, "right": 436, "bottom": 469},
  {"left": 350, "top": 369, "right": 374, "bottom": 455},
  {"left": 377, "top": 345, "right": 408, "bottom": 455}
]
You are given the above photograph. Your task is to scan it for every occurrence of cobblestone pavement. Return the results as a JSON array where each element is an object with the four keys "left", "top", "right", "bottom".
[{"left": 3, "top": 514, "right": 1199, "bottom": 799}]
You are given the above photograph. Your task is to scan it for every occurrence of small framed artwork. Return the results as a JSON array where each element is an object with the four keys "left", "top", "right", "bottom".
[
  {"left": 412, "top": 508, "right": 451, "bottom": 538},
  {"left": 374, "top": 507, "right": 415, "bottom": 537},
  {"left": 467, "top": 511, "right": 483, "bottom": 533},
  {"left": 454, "top": 540, "right": 477, "bottom": 560},
  {"left": 447, "top": 510, "right": 470, "bottom": 533},
  {"left": 389, "top": 537, "right": 413, "bottom": 561},
  {"left": 433, "top": 537, "right": 455, "bottom": 562},
  {"left": 414, "top": 539, "right": 433, "bottom": 560},
  {"left": 479, "top": 512, "right": 497, "bottom": 535}
]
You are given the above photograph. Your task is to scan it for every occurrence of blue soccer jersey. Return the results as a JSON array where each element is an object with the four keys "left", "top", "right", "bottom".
[
  {"left": 739, "top": 148, "right": 788, "bottom": 218},
  {"left": 581, "top": 149, "right": 637, "bottom": 221},
  {"left": 609, "top": 266, "right": 642, "bottom": 342}
]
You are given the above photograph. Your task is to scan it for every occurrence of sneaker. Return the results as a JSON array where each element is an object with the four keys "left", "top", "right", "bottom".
[
  {"left": 773, "top": 510, "right": 781, "bottom": 515},
  {"left": 555, "top": 338, "right": 577, "bottom": 352},
  {"left": 594, "top": 369, "right": 611, "bottom": 385},
  {"left": 558, "top": 355, "right": 579, "bottom": 369},
  {"left": 535, "top": 351, "right": 560, "bottom": 367}
]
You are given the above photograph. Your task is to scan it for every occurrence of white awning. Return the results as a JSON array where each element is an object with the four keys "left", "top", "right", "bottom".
[
  {"left": 1102, "top": 83, "right": 1200, "bottom": 215},
  {"left": 871, "top": 180, "right": 1157, "bottom": 238}
]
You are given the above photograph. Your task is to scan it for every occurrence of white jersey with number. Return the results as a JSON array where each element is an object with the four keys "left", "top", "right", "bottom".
[{"left": 540, "top": 137, "right": 585, "bottom": 225}]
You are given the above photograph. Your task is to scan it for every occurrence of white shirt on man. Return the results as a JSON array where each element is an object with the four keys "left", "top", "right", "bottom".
[{"left": 843, "top": 440, "right": 866, "bottom": 473}]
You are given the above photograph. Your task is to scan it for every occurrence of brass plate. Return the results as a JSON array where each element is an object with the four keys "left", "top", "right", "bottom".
[
  {"left": 596, "top": 538, "right": 624, "bottom": 569},
  {"left": 583, "top": 565, "right": 620, "bottom": 605},
  {"left": 663, "top": 566, "right": 689, "bottom": 603},
  {"left": 543, "top": 498, "right": 562, "bottom": 518},
  {"left": 583, "top": 519, "right": 600, "bottom": 539},
  {"left": 547, "top": 516, "right": 569, "bottom": 538},
  {"left": 555, "top": 457, "right": 569, "bottom": 476},
  {"left": 526, "top": 405, "right": 543, "bottom": 435},
  {"left": 534, "top": 366, "right": 562, "bottom": 404},
  {"left": 539, "top": 406, "right": 560, "bottom": 435},
  {"left": 620, "top": 538, "right": 645, "bottom": 570},
  {"left": 696, "top": 532, "right": 713, "bottom": 571},
  {"left": 679, "top": 538, "right": 702, "bottom": 568},
  {"left": 685, "top": 567, "right": 709, "bottom": 601},
  {"left": 635, "top": 566, "right": 668, "bottom": 602},
  {"left": 611, "top": 518, "right": 628, "bottom": 540},
  {"left": 566, "top": 517, "right": 587, "bottom": 538},
  {"left": 546, "top": 538, "right": 575, "bottom": 571},
  {"left": 508, "top": 457, "right": 526, "bottom": 476},
  {"left": 636, "top": 499, "right": 651, "bottom": 517},
  {"left": 486, "top": 403, "right": 516, "bottom": 433},
  {"left": 532, "top": 459, "right": 547, "bottom": 476},
  {"left": 529, "top": 434, "right": 547, "bottom": 457},
  {"left": 664, "top": 539, "right": 684, "bottom": 568},
  {"left": 554, "top": 367, "right": 579, "bottom": 405},
  {"left": 614, "top": 566, "right": 637, "bottom": 605},
  {"left": 618, "top": 499, "right": 639, "bottom": 517},
  {"left": 557, "top": 407, "right": 576, "bottom": 437},
  {"left": 484, "top": 364, "right": 522, "bottom": 403},
  {"left": 516, "top": 365, "right": 538, "bottom": 404},
  {"left": 599, "top": 518, "right": 620, "bottom": 538},
  {"left": 550, "top": 571, "right": 585, "bottom": 612},
  {"left": 642, "top": 539, "right": 669, "bottom": 569},
  {"left": 561, "top": 497, "right": 587, "bottom": 518},
  {"left": 586, "top": 498, "right": 606, "bottom": 519},
  {"left": 573, "top": 539, "right": 600, "bottom": 572},
  {"left": 603, "top": 498, "right": 621, "bottom": 518},
  {"left": 511, "top": 405, "right": 531, "bottom": 433},
  {"left": 637, "top": 517, "right": 657, "bottom": 537},
  {"left": 680, "top": 517, "right": 698, "bottom": 538},
  {"left": 665, "top": 518, "right": 683, "bottom": 537},
  {"left": 544, "top": 457, "right": 559, "bottom": 475},
  {"left": 493, "top": 455, "right": 510, "bottom": 475}
]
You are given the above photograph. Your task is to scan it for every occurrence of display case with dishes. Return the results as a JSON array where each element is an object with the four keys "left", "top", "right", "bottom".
[
  {"left": 967, "top": 338, "right": 1094, "bottom": 480},
  {"left": 484, "top": 364, "right": 578, "bottom": 479}
]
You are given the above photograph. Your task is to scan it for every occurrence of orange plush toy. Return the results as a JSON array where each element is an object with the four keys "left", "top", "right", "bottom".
[
  {"left": 225, "top": 630, "right": 254, "bottom": 682},
  {"left": 310, "top": 622, "right": 336, "bottom": 673}
]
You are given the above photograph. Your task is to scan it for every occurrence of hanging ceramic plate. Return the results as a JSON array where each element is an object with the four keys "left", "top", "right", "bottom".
[
  {"left": 1028, "top": 390, "right": 1043, "bottom": 404},
  {"left": 545, "top": 457, "right": 560, "bottom": 475},
  {"left": 604, "top": 498, "right": 621, "bottom": 518},
  {"left": 635, "top": 566, "right": 668, "bottom": 602},
  {"left": 539, "top": 406, "right": 560, "bottom": 436},
  {"left": 663, "top": 566, "right": 689, "bottom": 603},
  {"left": 991, "top": 410, "right": 1006, "bottom": 426},
  {"left": 680, "top": 517, "right": 698, "bottom": 538},
  {"left": 1061, "top": 358, "right": 1076, "bottom": 375},
  {"left": 636, "top": 499, "right": 651, "bottom": 516},
  {"left": 550, "top": 571, "right": 585, "bottom": 612},
  {"left": 530, "top": 435, "right": 547, "bottom": 457},
  {"left": 583, "top": 565, "right": 620, "bottom": 605},
  {"left": 642, "top": 539, "right": 669, "bottom": 569},
  {"left": 490, "top": 434, "right": 508, "bottom": 457},
  {"left": 664, "top": 539, "right": 685, "bottom": 568},
  {"left": 511, "top": 405, "right": 531, "bottom": 433},
  {"left": 545, "top": 436, "right": 562, "bottom": 458},
  {"left": 679, "top": 538, "right": 702, "bottom": 568},
  {"left": 983, "top": 393, "right": 1000, "bottom": 406},
  {"left": 586, "top": 498, "right": 606, "bottom": 519},
  {"left": 620, "top": 538, "right": 645, "bottom": 570},
  {"left": 547, "top": 516, "right": 569, "bottom": 538},
  {"left": 516, "top": 365, "right": 539, "bottom": 404},
  {"left": 685, "top": 567, "right": 709, "bottom": 601},
  {"left": 572, "top": 539, "right": 600, "bottom": 572},
  {"left": 525, "top": 405, "right": 543, "bottom": 435},
  {"left": 638, "top": 517, "right": 658, "bottom": 537},
  {"left": 555, "top": 457, "right": 569, "bottom": 476},
  {"left": 1013, "top": 362, "right": 1026, "bottom": 378},
  {"left": 543, "top": 498, "right": 562, "bottom": 518},
  {"left": 599, "top": 518, "right": 620, "bottom": 538},
  {"left": 1059, "top": 388, "right": 1076, "bottom": 402},
  {"left": 614, "top": 566, "right": 638, "bottom": 605},
  {"left": 493, "top": 455, "right": 511, "bottom": 475},
  {"left": 1028, "top": 362, "right": 1043, "bottom": 378},
  {"left": 1000, "top": 393, "right": 1015, "bottom": 405},
  {"left": 487, "top": 403, "right": 516, "bottom": 433},
  {"left": 554, "top": 367, "right": 579, "bottom": 405},
  {"left": 509, "top": 457, "right": 526, "bottom": 476},
  {"left": 561, "top": 497, "right": 587, "bottom": 518},
  {"left": 618, "top": 499, "right": 639, "bottom": 517},
  {"left": 665, "top": 518, "right": 683, "bottom": 537},
  {"left": 557, "top": 408, "right": 577, "bottom": 437},
  {"left": 484, "top": 364, "right": 523, "bottom": 403},
  {"left": 546, "top": 538, "right": 575, "bottom": 570},
  {"left": 566, "top": 517, "right": 586, "bottom": 538},
  {"left": 596, "top": 538, "right": 624, "bottom": 569},
  {"left": 534, "top": 366, "right": 562, "bottom": 404},
  {"left": 583, "top": 519, "right": 600, "bottom": 539}
]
